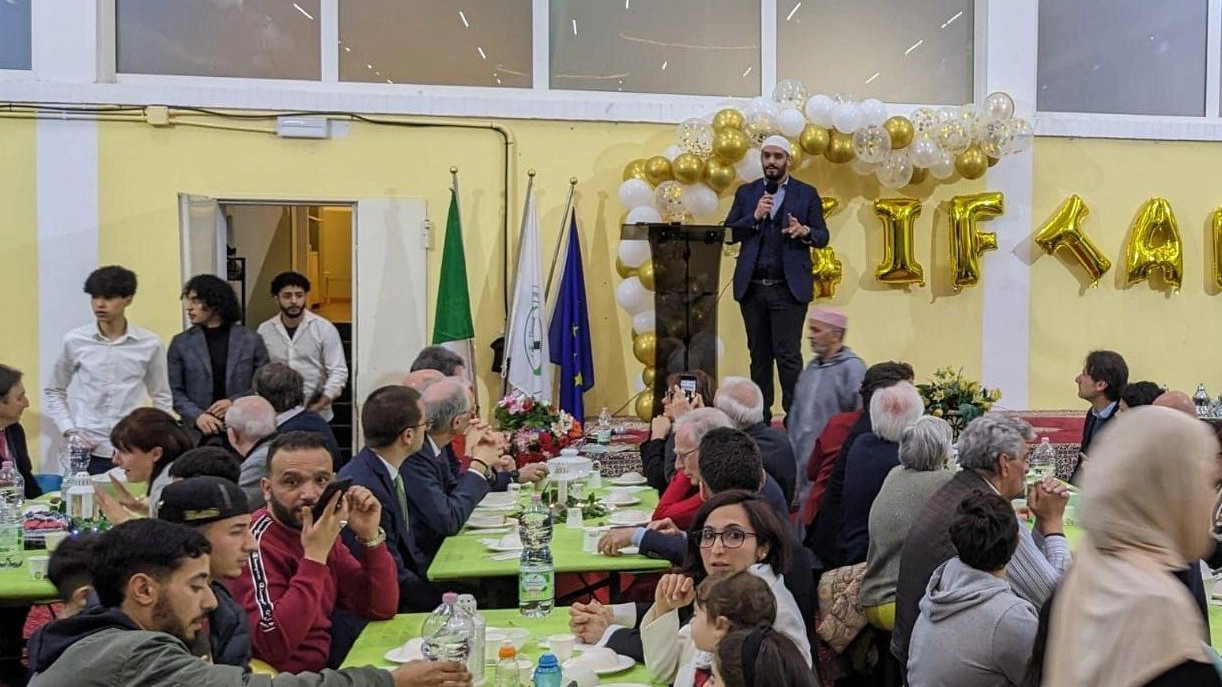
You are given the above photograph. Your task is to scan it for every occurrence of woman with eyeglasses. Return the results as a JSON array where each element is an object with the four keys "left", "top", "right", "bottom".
[{"left": 638, "top": 490, "right": 813, "bottom": 687}]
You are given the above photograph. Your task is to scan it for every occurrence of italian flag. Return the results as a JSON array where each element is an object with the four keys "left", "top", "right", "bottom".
[{"left": 432, "top": 187, "right": 476, "bottom": 378}]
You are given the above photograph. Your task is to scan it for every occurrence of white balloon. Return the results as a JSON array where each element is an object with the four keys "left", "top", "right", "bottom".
[
  {"left": 850, "top": 157, "right": 878, "bottom": 175},
  {"left": 614, "top": 276, "right": 652, "bottom": 314},
  {"left": 715, "top": 336, "right": 725, "bottom": 361},
  {"left": 631, "top": 377, "right": 647, "bottom": 394},
  {"left": 681, "top": 184, "right": 720, "bottom": 217},
  {"left": 625, "top": 206, "right": 662, "bottom": 225},
  {"left": 632, "top": 310, "right": 656, "bottom": 334},
  {"left": 663, "top": 144, "right": 683, "bottom": 161},
  {"left": 775, "top": 108, "right": 807, "bottom": 137},
  {"left": 831, "top": 102, "right": 863, "bottom": 133},
  {"left": 859, "top": 98, "right": 888, "bottom": 127},
  {"left": 805, "top": 94, "right": 835, "bottom": 128},
  {"left": 929, "top": 150, "right": 955, "bottom": 179},
  {"left": 618, "top": 179, "right": 655, "bottom": 210},
  {"left": 908, "top": 134, "right": 940, "bottom": 168},
  {"left": 618, "top": 239, "right": 651, "bottom": 268},
  {"left": 746, "top": 96, "right": 779, "bottom": 119},
  {"left": 734, "top": 150, "right": 764, "bottom": 182}
]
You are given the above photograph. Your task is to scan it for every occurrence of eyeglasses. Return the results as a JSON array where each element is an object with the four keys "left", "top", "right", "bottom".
[
  {"left": 698, "top": 527, "right": 757, "bottom": 549},
  {"left": 675, "top": 447, "right": 698, "bottom": 464},
  {"left": 408, "top": 420, "right": 432, "bottom": 432}
]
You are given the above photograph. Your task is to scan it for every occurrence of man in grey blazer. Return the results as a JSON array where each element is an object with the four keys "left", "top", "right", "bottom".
[{"left": 168, "top": 274, "right": 269, "bottom": 439}]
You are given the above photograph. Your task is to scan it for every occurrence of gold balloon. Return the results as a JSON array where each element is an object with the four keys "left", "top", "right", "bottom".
[
  {"left": 644, "top": 156, "right": 674, "bottom": 186},
  {"left": 948, "top": 192, "right": 1004, "bottom": 291},
  {"left": 1123, "top": 197, "right": 1183, "bottom": 291},
  {"left": 987, "top": 155, "right": 1000, "bottom": 168},
  {"left": 1213, "top": 208, "right": 1222, "bottom": 290},
  {"left": 955, "top": 145, "right": 988, "bottom": 180},
  {"left": 907, "top": 167, "right": 928, "bottom": 186},
  {"left": 799, "top": 125, "right": 830, "bottom": 156},
  {"left": 873, "top": 198, "right": 926, "bottom": 286},
  {"left": 712, "top": 128, "right": 749, "bottom": 163},
  {"left": 824, "top": 131, "right": 856, "bottom": 164},
  {"left": 622, "top": 158, "right": 648, "bottom": 182},
  {"left": 1033, "top": 194, "right": 1111, "bottom": 285},
  {"left": 632, "top": 332, "right": 657, "bottom": 365},
  {"left": 615, "top": 256, "right": 638, "bottom": 279},
  {"left": 637, "top": 261, "right": 656, "bottom": 290},
  {"left": 642, "top": 366, "right": 657, "bottom": 387},
  {"left": 883, "top": 116, "right": 915, "bottom": 149},
  {"left": 788, "top": 144, "right": 804, "bottom": 168},
  {"left": 634, "top": 390, "right": 655, "bottom": 422},
  {"left": 811, "top": 247, "right": 843, "bottom": 299},
  {"left": 821, "top": 197, "right": 843, "bottom": 219},
  {"left": 712, "top": 108, "right": 745, "bottom": 133},
  {"left": 703, "top": 157, "right": 737, "bottom": 194},
  {"left": 672, "top": 152, "right": 705, "bottom": 185}
]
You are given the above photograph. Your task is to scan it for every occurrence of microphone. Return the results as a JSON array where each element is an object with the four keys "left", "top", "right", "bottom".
[{"left": 765, "top": 179, "right": 779, "bottom": 195}]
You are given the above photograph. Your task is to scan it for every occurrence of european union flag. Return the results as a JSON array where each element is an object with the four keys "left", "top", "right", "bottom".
[{"left": 549, "top": 214, "right": 594, "bottom": 420}]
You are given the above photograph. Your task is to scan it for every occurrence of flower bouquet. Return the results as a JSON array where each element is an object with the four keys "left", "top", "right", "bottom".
[
  {"left": 916, "top": 367, "right": 1001, "bottom": 436},
  {"left": 494, "top": 391, "right": 583, "bottom": 465}
]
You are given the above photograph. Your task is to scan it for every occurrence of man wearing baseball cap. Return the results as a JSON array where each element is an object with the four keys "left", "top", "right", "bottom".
[
  {"left": 157, "top": 476, "right": 257, "bottom": 669},
  {"left": 724, "top": 135, "right": 830, "bottom": 425}
]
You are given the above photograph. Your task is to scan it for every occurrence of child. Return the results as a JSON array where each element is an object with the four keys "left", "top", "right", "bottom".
[
  {"left": 713, "top": 625, "right": 818, "bottom": 687},
  {"left": 46, "top": 534, "right": 97, "bottom": 617}
]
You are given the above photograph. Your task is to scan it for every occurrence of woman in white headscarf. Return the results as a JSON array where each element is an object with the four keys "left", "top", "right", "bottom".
[{"left": 1045, "top": 405, "right": 1222, "bottom": 687}]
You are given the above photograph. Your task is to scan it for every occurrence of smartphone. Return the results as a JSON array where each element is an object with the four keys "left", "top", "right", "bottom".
[
  {"left": 679, "top": 374, "right": 698, "bottom": 403},
  {"left": 310, "top": 478, "right": 354, "bottom": 522}
]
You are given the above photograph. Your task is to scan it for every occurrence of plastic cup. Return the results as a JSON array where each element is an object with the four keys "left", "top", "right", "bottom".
[
  {"left": 27, "top": 555, "right": 49, "bottom": 581},
  {"left": 548, "top": 633, "right": 576, "bottom": 663}
]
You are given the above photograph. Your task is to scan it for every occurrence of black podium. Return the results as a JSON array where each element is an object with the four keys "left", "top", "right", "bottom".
[{"left": 622, "top": 223, "right": 730, "bottom": 417}]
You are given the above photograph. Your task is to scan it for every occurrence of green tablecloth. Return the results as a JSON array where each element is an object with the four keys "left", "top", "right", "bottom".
[
  {"left": 341, "top": 608, "right": 662, "bottom": 685},
  {"left": 428, "top": 485, "right": 671, "bottom": 581},
  {"left": 0, "top": 549, "right": 57, "bottom": 606}
]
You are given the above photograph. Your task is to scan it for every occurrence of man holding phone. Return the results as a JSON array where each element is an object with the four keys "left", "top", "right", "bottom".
[
  {"left": 725, "top": 136, "right": 830, "bottom": 425},
  {"left": 229, "top": 431, "right": 399, "bottom": 673}
]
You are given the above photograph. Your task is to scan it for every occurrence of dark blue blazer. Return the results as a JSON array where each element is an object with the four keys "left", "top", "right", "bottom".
[
  {"left": 338, "top": 447, "right": 441, "bottom": 612},
  {"left": 400, "top": 440, "right": 491, "bottom": 569},
  {"left": 724, "top": 176, "right": 829, "bottom": 303}
]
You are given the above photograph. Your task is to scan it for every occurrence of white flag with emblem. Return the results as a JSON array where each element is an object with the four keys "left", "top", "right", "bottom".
[{"left": 505, "top": 189, "right": 553, "bottom": 401}]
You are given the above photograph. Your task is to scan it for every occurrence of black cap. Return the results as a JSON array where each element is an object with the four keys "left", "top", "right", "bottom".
[{"left": 157, "top": 476, "right": 250, "bottom": 527}]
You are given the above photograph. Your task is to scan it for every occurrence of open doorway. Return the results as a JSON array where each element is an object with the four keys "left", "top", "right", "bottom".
[{"left": 222, "top": 202, "right": 355, "bottom": 460}]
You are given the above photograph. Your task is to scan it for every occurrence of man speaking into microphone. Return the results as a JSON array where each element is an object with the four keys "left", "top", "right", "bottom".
[{"left": 725, "top": 135, "right": 830, "bottom": 425}]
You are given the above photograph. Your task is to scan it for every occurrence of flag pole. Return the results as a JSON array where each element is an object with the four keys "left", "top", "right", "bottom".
[
  {"left": 450, "top": 165, "right": 481, "bottom": 415},
  {"left": 545, "top": 177, "right": 579, "bottom": 301},
  {"left": 502, "top": 170, "right": 536, "bottom": 397}
]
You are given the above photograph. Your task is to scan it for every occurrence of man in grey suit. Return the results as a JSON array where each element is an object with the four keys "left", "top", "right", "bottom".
[{"left": 168, "top": 274, "right": 269, "bottom": 439}]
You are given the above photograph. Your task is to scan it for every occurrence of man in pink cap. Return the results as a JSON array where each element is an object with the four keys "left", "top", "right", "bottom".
[
  {"left": 724, "top": 135, "right": 830, "bottom": 425},
  {"left": 788, "top": 306, "right": 866, "bottom": 510}
]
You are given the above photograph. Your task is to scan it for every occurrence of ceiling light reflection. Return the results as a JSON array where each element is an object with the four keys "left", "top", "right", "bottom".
[
  {"left": 292, "top": 3, "right": 313, "bottom": 20},
  {"left": 785, "top": 3, "right": 801, "bottom": 22},
  {"left": 905, "top": 39, "right": 924, "bottom": 56}
]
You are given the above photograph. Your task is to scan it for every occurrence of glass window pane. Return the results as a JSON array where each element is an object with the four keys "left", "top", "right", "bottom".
[
  {"left": 0, "top": 0, "right": 31, "bottom": 70},
  {"left": 550, "top": 0, "right": 760, "bottom": 97},
  {"left": 778, "top": 0, "right": 973, "bottom": 105},
  {"left": 117, "top": 0, "right": 320, "bottom": 80},
  {"left": 339, "top": 0, "right": 531, "bottom": 87},
  {"left": 1037, "top": 0, "right": 1206, "bottom": 116}
]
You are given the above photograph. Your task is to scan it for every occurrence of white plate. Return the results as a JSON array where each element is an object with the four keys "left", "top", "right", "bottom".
[
  {"left": 479, "top": 538, "right": 524, "bottom": 553},
  {"left": 383, "top": 638, "right": 424, "bottom": 663},
  {"left": 608, "top": 485, "right": 651, "bottom": 495},
  {"left": 606, "top": 510, "right": 651, "bottom": 527},
  {"left": 608, "top": 474, "right": 648, "bottom": 486},
  {"left": 465, "top": 514, "right": 507, "bottom": 529},
  {"left": 563, "top": 655, "right": 635, "bottom": 675},
  {"left": 91, "top": 468, "right": 127, "bottom": 483},
  {"left": 479, "top": 494, "right": 516, "bottom": 509},
  {"left": 601, "top": 496, "right": 641, "bottom": 507}
]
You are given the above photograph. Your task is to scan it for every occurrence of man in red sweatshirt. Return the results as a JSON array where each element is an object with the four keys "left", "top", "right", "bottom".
[{"left": 229, "top": 430, "right": 399, "bottom": 673}]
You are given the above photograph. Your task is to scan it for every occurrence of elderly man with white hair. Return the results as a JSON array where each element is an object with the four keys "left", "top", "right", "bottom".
[
  {"left": 891, "top": 414, "right": 1072, "bottom": 669},
  {"left": 715, "top": 376, "right": 797, "bottom": 507},
  {"left": 228, "top": 395, "right": 278, "bottom": 508}
]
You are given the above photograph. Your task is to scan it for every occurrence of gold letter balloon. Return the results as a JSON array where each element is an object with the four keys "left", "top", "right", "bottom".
[
  {"left": 1123, "top": 197, "right": 1182, "bottom": 291},
  {"left": 948, "top": 192, "right": 1004, "bottom": 291},
  {"left": 873, "top": 198, "right": 926, "bottom": 286},
  {"left": 1033, "top": 194, "right": 1111, "bottom": 285},
  {"left": 1213, "top": 208, "right": 1222, "bottom": 290}
]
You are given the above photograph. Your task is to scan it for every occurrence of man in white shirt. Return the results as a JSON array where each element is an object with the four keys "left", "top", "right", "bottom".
[
  {"left": 44, "top": 265, "right": 173, "bottom": 474},
  {"left": 256, "top": 272, "right": 348, "bottom": 422}
]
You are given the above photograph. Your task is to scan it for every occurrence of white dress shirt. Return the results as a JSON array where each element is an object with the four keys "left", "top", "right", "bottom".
[
  {"left": 257, "top": 310, "right": 348, "bottom": 421},
  {"left": 43, "top": 322, "right": 173, "bottom": 457}
]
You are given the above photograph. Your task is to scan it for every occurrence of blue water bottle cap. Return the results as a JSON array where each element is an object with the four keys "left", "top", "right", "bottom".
[{"left": 537, "top": 653, "right": 559, "bottom": 669}]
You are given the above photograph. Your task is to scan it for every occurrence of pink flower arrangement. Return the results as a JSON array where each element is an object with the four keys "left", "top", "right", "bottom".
[{"left": 495, "top": 391, "right": 582, "bottom": 465}]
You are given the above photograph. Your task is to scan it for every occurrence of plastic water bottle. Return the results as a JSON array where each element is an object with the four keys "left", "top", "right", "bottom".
[
  {"left": 1030, "top": 437, "right": 1056, "bottom": 481},
  {"left": 420, "top": 592, "right": 473, "bottom": 663},
  {"left": 63, "top": 434, "right": 91, "bottom": 478},
  {"left": 455, "top": 593, "right": 485, "bottom": 683},
  {"left": 595, "top": 407, "right": 613, "bottom": 445},
  {"left": 532, "top": 653, "right": 562, "bottom": 687},
  {"left": 0, "top": 462, "right": 23, "bottom": 568},
  {"left": 0, "top": 461, "right": 23, "bottom": 510},
  {"left": 494, "top": 642, "right": 520, "bottom": 687},
  {"left": 518, "top": 494, "right": 555, "bottom": 617}
]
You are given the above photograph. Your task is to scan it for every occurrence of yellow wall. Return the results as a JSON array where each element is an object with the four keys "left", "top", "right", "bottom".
[
  {"left": 0, "top": 120, "right": 38, "bottom": 438},
  {"left": 1030, "top": 137, "right": 1222, "bottom": 409}
]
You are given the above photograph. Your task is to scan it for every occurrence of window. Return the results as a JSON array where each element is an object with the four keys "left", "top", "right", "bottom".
[
  {"left": 777, "top": 0, "right": 973, "bottom": 105},
  {"left": 116, "top": 0, "right": 320, "bottom": 80},
  {"left": 339, "top": 0, "right": 531, "bottom": 87},
  {"left": 549, "top": 0, "right": 760, "bottom": 96},
  {"left": 1037, "top": 0, "right": 1206, "bottom": 116},
  {"left": 0, "top": 0, "right": 31, "bottom": 70}
]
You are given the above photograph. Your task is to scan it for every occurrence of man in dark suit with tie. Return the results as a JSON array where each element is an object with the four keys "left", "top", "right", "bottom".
[
  {"left": 338, "top": 384, "right": 441, "bottom": 612},
  {"left": 725, "top": 136, "right": 830, "bottom": 423},
  {"left": 1068, "top": 349, "right": 1128, "bottom": 484}
]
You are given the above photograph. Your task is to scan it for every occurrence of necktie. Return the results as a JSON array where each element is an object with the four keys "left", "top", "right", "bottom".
[{"left": 393, "top": 474, "right": 410, "bottom": 533}]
